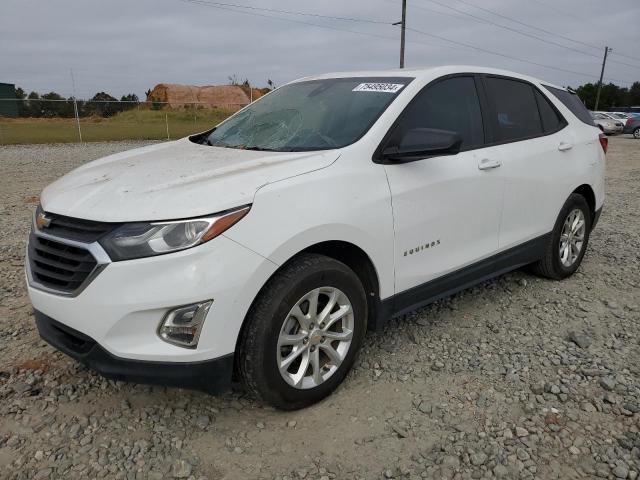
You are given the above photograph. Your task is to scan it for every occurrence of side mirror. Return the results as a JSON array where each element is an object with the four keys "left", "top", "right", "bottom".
[{"left": 382, "top": 128, "right": 462, "bottom": 163}]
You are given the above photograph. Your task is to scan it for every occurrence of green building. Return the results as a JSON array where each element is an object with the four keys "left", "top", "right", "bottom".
[{"left": 0, "top": 82, "right": 18, "bottom": 117}]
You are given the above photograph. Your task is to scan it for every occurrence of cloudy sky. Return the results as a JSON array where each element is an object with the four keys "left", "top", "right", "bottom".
[{"left": 2, "top": 0, "right": 639, "bottom": 99}]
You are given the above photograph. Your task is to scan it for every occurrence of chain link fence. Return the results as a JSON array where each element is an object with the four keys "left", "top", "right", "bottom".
[{"left": 0, "top": 99, "right": 245, "bottom": 145}]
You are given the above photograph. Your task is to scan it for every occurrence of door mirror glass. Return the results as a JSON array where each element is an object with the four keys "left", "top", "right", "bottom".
[{"left": 383, "top": 128, "right": 462, "bottom": 162}]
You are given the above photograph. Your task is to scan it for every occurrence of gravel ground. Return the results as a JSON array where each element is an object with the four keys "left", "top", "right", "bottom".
[{"left": 0, "top": 137, "right": 639, "bottom": 480}]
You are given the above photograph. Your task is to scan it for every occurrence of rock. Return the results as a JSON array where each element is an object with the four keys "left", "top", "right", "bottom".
[
  {"left": 195, "top": 415, "right": 210, "bottom": 429},
  {"left": 613, "top": 465, "right": 629, "bottom": 479},
  {"left": 515, "top": 427, "right": 529, "bottom": 437},
  {"left": 530, "top": 382, "right": 545, "bottom": 395},
  {"left": 600, "top": 376, "right": 616, "bottom": 391},
  {"left": 171, "top": 459, "right": 192, "bottom": 478},
  {"left": 516, "top": 448, "right": 530, "bottom": 461},
  {"left": 431, "top": 361, "right": 445, "bottom": 371},
  {"left": 442, "top": 455, "right": 460, "bottom": 469},
  {"left": 418, "top": 402, "right": 432, "bottom": 414},
  {"left": 545, "top": 383, "right": 561, "bottom": 395},
  {"left": 568, "top": 331, "right": 592, "bottom": 348},
  {"left": 494, "top": 464, "right": 509, "bottom": 477},
  {"left": 34, "top": 468, "right": 52, "bottom": 480},
  {"left": 623, "top": 403, "right": 640, "bottom": 414},
  {"left": 470, "top": 452, "right": 487, "bottom": 466},
  {"left": 287, "top": 420, "right": 297, "bottom": 428},
  {"left": 12, "top": 382, "right": 31, "bottom": 394},
  {"left": 569, "top": 446, "right": 580, "bottom": 455},
  {"left": 391, "top": 423, "right": 409, "bottom": 438}
]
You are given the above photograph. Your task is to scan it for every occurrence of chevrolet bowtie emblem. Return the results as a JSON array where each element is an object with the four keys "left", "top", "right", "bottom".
[{"left": 36, "top": 211, "right": 52, "bottom": 229}]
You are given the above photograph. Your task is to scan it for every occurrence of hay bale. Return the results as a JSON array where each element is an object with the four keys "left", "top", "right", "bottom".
[{"left": 147, "top": 83, "right": 263, "bottom": 108}]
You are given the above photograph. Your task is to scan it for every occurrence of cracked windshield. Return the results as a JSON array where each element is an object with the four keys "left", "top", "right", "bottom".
[{"left": 206, "top": 77, "right": 412, "bottom": 152}]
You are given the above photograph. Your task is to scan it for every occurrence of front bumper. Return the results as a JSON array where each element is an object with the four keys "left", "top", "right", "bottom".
[
  {"left": 35, "top": 310, "right": 233, "bottom": 393},
  {"left": 27, "top": 233, "right": 279, "bottom": 363}
]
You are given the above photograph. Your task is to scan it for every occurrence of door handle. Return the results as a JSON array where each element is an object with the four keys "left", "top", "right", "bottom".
[
  {"left": 478, "top": 158, "right": 502, "bottom": 170},
  {"left": 558, "top": 141, "right": 573, "bottom": 152}
]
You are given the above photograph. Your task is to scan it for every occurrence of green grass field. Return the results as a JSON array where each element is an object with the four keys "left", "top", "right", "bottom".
[{"left": 0, "top": 108, "right": 235, "bottom": 145}]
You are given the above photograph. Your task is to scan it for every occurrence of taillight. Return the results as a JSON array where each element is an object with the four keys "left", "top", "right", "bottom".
[{"left": 598, "top": 133, "right": 608, "bottom": 154}]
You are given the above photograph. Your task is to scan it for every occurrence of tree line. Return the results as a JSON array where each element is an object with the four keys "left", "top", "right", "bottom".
[
  {"left": 568, "top": 82, "right": 640, "bottom": 110},
  {"left": 7, "top": 79, "right": 640, "bottom": 118},
  {"left": 11, "top": 87, "right": 140, "bottom": 118}
]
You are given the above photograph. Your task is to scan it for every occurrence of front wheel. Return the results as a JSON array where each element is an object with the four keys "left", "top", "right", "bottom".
[
  {"left": 531, "top": 193, "right": 592, "bottom": 280},
  {"left": 237, "top": 254, "right": 367, "bottom": 410}
]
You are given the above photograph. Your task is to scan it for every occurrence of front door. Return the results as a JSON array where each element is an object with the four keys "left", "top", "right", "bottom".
[{"left": 382, "top": 75, "right": 504, "bottom": 294}]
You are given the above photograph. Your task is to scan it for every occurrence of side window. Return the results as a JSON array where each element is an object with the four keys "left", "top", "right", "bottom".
[
  {"left": 535, "top": 90, "right": 565, "bottom": 133},
  {"left": 484, "top": 77, "right": 543, "bottom": 142},
  {"left": 543, "top": 85, "right": 595, "bottom": 126},
  {"left": 390, "top": 76, "right": 484, "bottom": 149}
]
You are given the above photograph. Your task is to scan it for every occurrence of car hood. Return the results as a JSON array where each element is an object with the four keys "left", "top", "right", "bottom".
[{"left": 41, "top": 138, "right": 339, "bottom": 222}]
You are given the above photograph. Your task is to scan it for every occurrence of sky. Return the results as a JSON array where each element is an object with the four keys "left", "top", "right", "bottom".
[{"left": 1, "top": 0, "right": 639, "bottom": 100}]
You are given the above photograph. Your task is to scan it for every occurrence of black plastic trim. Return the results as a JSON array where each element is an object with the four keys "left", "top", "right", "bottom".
[
  {"left": 372, "top": 233, "right": 550, "bottom": 329},
  {"left": 35, "top": 311, "right": 233, "bottom": 394},
  {"left": 592, "top": 206, "right": 603, "bottom": 231}
]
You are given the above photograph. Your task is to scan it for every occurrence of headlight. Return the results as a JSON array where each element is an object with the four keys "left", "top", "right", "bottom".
[{"left": 100, "top": 205, "right": 250, "bottom": 261}]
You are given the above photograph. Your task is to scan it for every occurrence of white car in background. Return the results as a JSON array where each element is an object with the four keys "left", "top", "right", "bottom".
[
  {"left": 607, "top": 112, "right": 632, "bottom": 125},
  {"left": 591, "top": 112, "right": 624, "bottom": 134},
  {"left": 27, "top": 66, "right": 605, "bottom": 409},
  {"left": 595, "top": 111, "right": 630, "bottom": 126}
]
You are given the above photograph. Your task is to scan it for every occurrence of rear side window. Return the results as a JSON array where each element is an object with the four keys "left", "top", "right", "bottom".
[
  {"left": 484, "top": 77, "right": 543, "bottom": 142},
  {"left": 534, "top": 90, "right": 565, "bottom": 133},
  {"left": 390, "top": 76, "right": 485, "bottom": 149},
  {"left": 543, "top": 85, "right": 594, "bottom": 126}
]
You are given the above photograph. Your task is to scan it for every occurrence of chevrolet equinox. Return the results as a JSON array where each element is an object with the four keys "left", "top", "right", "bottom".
[{"left": 27, "top": 66, "right": 605, "bottom": 409}]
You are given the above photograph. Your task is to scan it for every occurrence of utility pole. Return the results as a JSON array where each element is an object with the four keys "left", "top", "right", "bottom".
[
  {"left": 393, "top": 0, "right": 407, "bottom": 68},
  {"left": 400, "top": 0, "right": 407, "bottom": 68},
  {"left": 70, "top": 68, "right": 82, "bottom": 143},
  {"left": 594, "top": 46, "right": 611, "bottom": 111}
]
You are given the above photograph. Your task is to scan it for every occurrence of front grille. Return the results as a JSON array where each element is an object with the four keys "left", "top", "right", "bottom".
[
  {"left": 39, "top": 210, "right": 117, "bottom": 243},
  {"left": 28, "top": 232, "right": 98, "bottom": 293}
]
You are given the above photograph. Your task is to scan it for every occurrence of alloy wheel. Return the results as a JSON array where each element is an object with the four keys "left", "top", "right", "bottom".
[
  {"left": 277, "top": 287, "right": 354, "bottom": 389},
  {"left": 559, "top": 208, "right": 586, "bottom": 267}
]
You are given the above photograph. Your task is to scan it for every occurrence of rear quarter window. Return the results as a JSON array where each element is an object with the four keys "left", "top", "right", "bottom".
[{"left": 542, "top": 85, "right": 595, "bottom": 126}]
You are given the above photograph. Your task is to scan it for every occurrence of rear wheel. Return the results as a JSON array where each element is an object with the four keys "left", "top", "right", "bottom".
[
  {"left": 633, "top": 127, "right": 640, "bottom": 139},
  {"left": 237, "top": 254, "right": 367, "bottom": 410},
  {"left": 532, "top": 193, "right": 592, "bottom": 280}
]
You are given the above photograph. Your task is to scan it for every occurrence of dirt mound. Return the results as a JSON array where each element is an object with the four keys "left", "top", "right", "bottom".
[{"left": 147, "top": 84, "right": 263, "bottom": 108}]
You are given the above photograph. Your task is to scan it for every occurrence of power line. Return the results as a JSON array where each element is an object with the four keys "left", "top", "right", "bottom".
[
  {"left": 180, "top": 0, "right": 634, "bottom": 85},
  {"left": 423, "top": 0, "right": 605, "bottom": 61},
  {"left": 180, "top": 0, "right": 390, "bottom": 24},
  {"left": 180, "top": 0, "right": 466, "bottom": 54},
  {"left": 427, "top": 0, "right": 640, "bottom": 71},
  {"left": 455, "top": 0, "right": 640, "bottom": 65},
  {"left": 404, "top": 26, "right": 633, "bottom": 85},
  {"left": 452, "top": 0, "right": 601, "bottom": 51}
]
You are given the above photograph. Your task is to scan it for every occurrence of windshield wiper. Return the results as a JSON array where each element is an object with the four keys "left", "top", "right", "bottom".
[{"left": 241, "top": 146, "right": 279, "bottom": 152}]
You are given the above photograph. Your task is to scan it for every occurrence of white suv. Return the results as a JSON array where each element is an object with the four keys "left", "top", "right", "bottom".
[{"left": 27, "top": 66, "right": 605, "bottom": 409}]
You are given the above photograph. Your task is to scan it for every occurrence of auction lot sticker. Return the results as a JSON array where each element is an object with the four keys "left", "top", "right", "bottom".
[{"left": 353, "top": 83, "right": 405, "bottom": 93}]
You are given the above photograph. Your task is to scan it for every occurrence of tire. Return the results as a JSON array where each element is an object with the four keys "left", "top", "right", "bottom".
[
  {"left": 237, "top": 253, "right": 367, "bottom": 410},
  {"left": 531, "top": 193, "right": 592, "bottom": 280},
  {"left": 633, "top": 127, "right": 640, "bottom": 139}
]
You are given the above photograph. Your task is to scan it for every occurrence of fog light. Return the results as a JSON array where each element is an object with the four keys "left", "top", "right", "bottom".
[{"left": 158, "top": 300, "right": 212, "bottom": 348}]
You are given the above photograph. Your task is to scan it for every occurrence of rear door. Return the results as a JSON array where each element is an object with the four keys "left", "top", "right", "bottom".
[{"left": 481, "top": 75, "right": 578, "bottom": 249}]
